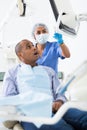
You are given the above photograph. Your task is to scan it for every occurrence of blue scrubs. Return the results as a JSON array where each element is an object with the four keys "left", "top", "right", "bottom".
[{"left": 36, "top": 41, "right": 65, "bottom": 73}]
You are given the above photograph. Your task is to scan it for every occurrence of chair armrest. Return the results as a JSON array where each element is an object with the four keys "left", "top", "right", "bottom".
[{"left": 0, "top": 101, "right": 87, "bottom": 125}]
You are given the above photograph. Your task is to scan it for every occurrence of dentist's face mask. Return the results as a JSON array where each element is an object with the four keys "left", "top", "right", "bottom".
[{"left": 35, "top": 33, "right": 49, "bottom": 44}]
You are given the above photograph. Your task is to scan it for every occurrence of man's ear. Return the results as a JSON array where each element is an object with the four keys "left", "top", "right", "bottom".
[{"left": 17, "top": 52, "right": 22, "bottom": 60}]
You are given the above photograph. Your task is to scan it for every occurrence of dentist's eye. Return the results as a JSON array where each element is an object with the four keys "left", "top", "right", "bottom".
[
  {"left": 36, "top": 31, "right": 41, "bottom": 35},
  {"left": 42, "top": 30, "right": 47, "bottom": 33}
]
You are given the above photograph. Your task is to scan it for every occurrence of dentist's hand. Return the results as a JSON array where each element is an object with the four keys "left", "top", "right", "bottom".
[{"left": 53, "top": 33, "right": 64, "bottom": 45}]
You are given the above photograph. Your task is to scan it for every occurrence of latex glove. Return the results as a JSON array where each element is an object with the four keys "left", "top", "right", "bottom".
[{"left": 53, "top": 33, "right": 64, "bottom": 45}]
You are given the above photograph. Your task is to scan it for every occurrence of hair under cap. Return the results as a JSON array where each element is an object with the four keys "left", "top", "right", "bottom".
[{"left": 32, "top": 23, "right": 49, "bottom": 36}]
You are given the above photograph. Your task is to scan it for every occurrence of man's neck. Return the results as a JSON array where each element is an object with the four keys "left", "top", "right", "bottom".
[
  {"left": 21, "top": 61, "right": 37, "bottom": 67},
  {"left": 31, "top": 63, "right": 38, "bottom": 67}
]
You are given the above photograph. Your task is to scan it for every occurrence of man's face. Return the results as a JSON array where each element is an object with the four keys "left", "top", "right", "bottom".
[{"left": 19, "top": 40, "right": 39, "bottom": 65}]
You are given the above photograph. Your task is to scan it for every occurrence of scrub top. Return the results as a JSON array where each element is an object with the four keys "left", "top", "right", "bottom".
[{"left": 36, "top": 41, "right": 65, "bottom": 73}]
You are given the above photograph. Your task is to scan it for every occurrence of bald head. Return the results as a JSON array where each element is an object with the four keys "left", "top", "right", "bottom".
[
  {"left": 15, "top": 39, "right": 25, "bottom": 56},
  {"left": 15, "top": 39, "right": 31, "bottom": 57}
]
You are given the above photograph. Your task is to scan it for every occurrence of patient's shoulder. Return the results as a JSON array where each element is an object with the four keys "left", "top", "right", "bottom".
[
  {"left": 5, "top": 64, "right": 21, "bottom": 77},
  {"left": 8, "top": 64, "right": 20, "bottom": 72}
]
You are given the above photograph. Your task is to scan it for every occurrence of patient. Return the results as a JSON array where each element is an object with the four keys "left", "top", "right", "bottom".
[
  {"left": 2, "top": 39, "right": 71, "bottom": 130},
  {"left": 2, "top": 39, "right": 87, "bottom": 130}
]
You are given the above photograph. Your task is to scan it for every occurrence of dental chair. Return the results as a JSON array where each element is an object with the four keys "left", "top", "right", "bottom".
[
  {"left": 0, "top": 61, "right": 87, "bottom": 130},
  {"left": 64, "top": 60, "right": 87, "bottom": 101},
  {"left": 0, "top": 101, "right": 87, "bottom": 130}
]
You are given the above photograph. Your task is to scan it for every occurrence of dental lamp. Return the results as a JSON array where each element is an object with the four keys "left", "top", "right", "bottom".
[
  {"left": 0, "top": 0, "right": 87, "bottom": 38},
  {"left": 49, "top": 0, "right": 87, "bottom": 37},
  {"left": 0, "top": 0, "right": 26, "bottom": 33},
  {"left": 17, "top": 0, "right": 26, "bottom": 16}
]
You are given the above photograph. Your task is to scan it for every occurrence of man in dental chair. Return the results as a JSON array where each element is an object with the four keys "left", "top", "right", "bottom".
[{"left": 2, "top": 39, "right": 87, "bottom": 130}]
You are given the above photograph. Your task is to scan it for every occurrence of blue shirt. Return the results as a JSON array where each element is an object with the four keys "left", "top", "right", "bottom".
[
  {"left": 3, "top": 64, "right": 66, "bottom": 103},
  {"left": 36, "top": 41, "right": 65, "bottom": 73}
]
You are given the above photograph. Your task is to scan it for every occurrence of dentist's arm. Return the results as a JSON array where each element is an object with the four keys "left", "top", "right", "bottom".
[{"left": 53, "top": 33, "right": 70, "bottom": 58}]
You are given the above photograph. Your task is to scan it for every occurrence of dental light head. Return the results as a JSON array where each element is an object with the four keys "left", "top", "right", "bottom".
[
  {"left": 49, "top": 0, "right": 87, "bottom": 37},
  {"left": 57, "top": 13, "right": 80, "bottom": 37},
  {"left": 17, "top": 0, "right": 26, "bottom": 16}
]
